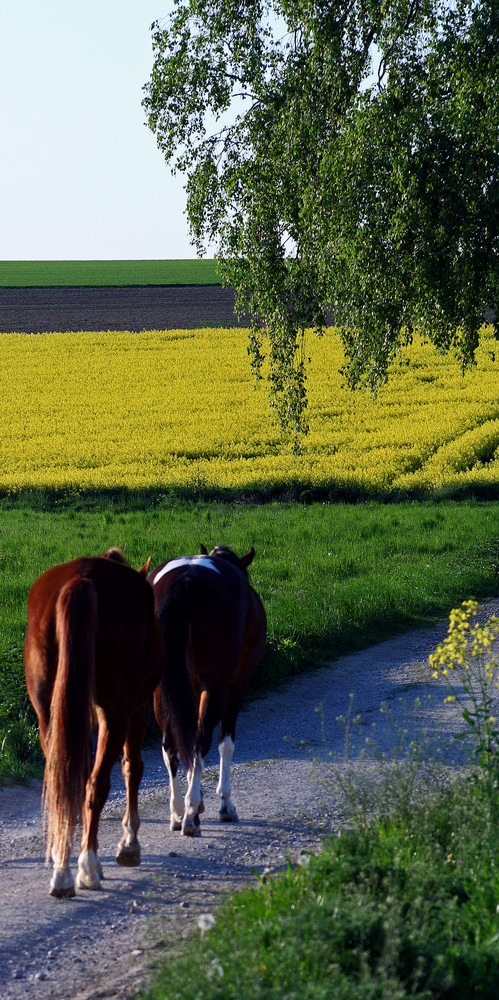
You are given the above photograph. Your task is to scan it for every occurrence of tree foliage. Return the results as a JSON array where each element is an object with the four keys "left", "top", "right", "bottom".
[{"left": 143, "top": 0, "right": 498, "bottom": 438}]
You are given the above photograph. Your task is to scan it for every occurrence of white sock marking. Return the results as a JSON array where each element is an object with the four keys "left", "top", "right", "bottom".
[
  {"left": 50, "top": 864, "right": 74, "bottom": 895},
  {"left": 184, "top": 752, "right": 204, "bottom": 824},
  {"left": 76, "top": 848, "right": 101, "bottom": 890},
  {"left": 163, "top": 746, "right": 185, "bottom": 826},
  {"left": 217, "top": 736, "right": 235, "bottom": 802}
]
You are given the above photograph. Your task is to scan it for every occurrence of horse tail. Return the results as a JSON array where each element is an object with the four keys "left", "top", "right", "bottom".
[
  {"left": 158, "top": 577, "right": 197, "bottom": 771},
  {"left": 43, "top": 576, "right": 97, "bottom": 865}
]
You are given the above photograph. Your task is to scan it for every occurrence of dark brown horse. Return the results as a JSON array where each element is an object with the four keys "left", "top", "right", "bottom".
[
  {"left": 24, "top": 549, "right": 164, "bottom": 897},
  {"left": 149, "top": 545, "right": 266, "bottom": 836}
]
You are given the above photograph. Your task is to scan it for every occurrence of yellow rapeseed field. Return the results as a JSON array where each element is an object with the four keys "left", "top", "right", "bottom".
[{"left": 0, "top": 326, "right": 498, "bottom": 494}]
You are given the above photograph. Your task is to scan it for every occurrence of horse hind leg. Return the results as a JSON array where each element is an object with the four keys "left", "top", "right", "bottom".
[
  {"left": 182, "top": 688, "right": 221, "bottom": 836},
  {"left": 182, "top": 689, "right": 209, "bottom": 836},
  {"left": 77, "top": 713, "right": 123, "bottom": 890},
  {"left": 163, "top": 746, "right": 185, "bottom": 831},
  {"left": 43, "top": 761, "right": 77, "bottom": 897},
  {"left": 43, "top": 781, "right": 77, "bottom": 897},
  {"left": 217, "top": 734, "right": 238, "bottom": 823},
  {"left": 160, "top": 715, "right": 185, "bottom": 831},
  {"left": 154, "top": 689, "right": 186, "bottom": 832},
  {"left": 182, "top": 750, "right": 204, "bottom": 836},
  {"left": 218, "top": 682, "right": 249, "bottom": 823},
  {"left": 116, "top": 707, "right": 148, "bottom": 867}
]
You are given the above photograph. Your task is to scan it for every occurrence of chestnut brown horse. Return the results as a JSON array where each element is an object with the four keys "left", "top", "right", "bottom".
[
  {"left": 24, "top": 549, "right": 164, "bottom": 897},
  {"left": 149, "top": 545, "right": 266, "bottom": 836}
]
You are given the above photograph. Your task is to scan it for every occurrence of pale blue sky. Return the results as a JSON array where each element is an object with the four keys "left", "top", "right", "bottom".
[{"left": 0, "top": 1, "right": 199, "bottom": 260}]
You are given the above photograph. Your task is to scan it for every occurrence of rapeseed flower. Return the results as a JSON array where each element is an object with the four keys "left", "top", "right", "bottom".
[{"left": 0, "top": 325, "right": 497, "bottom": 493}]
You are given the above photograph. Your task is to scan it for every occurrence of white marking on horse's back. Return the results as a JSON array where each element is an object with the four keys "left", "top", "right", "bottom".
[{"left": 152, "top": 556, "right": 221, "bottom": 586}]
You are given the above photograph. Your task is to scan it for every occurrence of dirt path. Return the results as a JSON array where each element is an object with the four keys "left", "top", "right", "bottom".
[{"left": 1, "top": 603, "right": 498, "bottom": 1000}]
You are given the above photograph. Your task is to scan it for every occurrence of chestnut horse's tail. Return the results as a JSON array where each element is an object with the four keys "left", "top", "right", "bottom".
[
  {"left": 43, "top": 576, "right": 97, "bottom": 865},
  {"left": 158, "top": 577, "right": 197, "bottom": 771}
]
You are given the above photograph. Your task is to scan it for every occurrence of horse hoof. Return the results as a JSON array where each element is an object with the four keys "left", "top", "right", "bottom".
[
  {"left": 76, "top": 872, "right": 102, "bottom": 891},
  {"left": 50, "top": 869, "right": 76, "bottom": 898},
  {"left": 50, "top": 884, "right": 76, "bottom": 899},
  {"left": 116, "top": 848, "right": 141, "bottom": 867},
  {"left": 182, "top": 814, "right": 201, "bottom": 837},
  {"left": 219, "top": 804, "right": 238, "bottom": 823},
  {"left": 170, "top": 817, "right": 183, "bottom": 832}
]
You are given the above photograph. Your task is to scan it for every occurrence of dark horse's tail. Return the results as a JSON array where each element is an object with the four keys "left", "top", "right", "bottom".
[
  {"left": 43, "top": 577, "right": 97, "bottom": 864},
  {"left": 158, "top": 576, "right": 198, "bottom": 770}
]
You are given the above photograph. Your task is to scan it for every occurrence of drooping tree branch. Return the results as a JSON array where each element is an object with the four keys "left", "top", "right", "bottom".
[{"left": 144, "top": 0, "right": 498, "bottom": 442}]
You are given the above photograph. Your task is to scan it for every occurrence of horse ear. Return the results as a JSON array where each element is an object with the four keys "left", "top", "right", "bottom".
[
  {"left": 240, "top": 547, "right": 255, "bottom": 568},
  {"left": 200, "top": 544, "right": 208, "bottom": 555},
  {"left": 139, "top": 556, "right": 152, "bottom": 576}
]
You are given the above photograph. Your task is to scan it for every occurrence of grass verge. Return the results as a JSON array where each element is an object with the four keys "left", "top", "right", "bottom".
[
  {"left": 0, "top": 496, "right": 498, "bottom": 784},
  {"left": 137, "top": 773, "right": 499, "bottom": 1000}
]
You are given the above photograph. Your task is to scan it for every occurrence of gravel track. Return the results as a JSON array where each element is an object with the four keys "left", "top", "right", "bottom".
[
  {"left": 1, "top": 602, "right": 498, "bottom": 1000},
  {"left": 0, "top": 286, "right": 250, "bottom": 334}
]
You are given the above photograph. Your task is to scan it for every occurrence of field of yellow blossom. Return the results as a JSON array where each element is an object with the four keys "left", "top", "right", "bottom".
[{"left": 0, "top": 325, "right": 498, "bottom": 495}]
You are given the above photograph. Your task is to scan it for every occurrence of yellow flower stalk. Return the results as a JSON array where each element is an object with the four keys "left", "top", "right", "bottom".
[{"left": 431, "top": 602, "right": 499, "bottom": 767}]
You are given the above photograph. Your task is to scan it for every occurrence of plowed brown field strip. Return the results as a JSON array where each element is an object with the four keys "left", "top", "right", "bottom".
[{"left": 0, "top": 286, "right": 249, "bottom": 333}]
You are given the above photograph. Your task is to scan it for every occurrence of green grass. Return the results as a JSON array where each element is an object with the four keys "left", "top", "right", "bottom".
[
  {"left": 0, "top": 259, "right": 220, "bottom": 287},
  {"left": 3, "top": 494, "right": 499, "bottom": 997},
  {"left": 0, "top": 495, "right": 498, "bottom": 784},
  {"left": 138, "top": 774, "right": 499, "bottom": 1000}
]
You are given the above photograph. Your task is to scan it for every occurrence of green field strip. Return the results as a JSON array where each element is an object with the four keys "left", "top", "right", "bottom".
[{"left": 0, "top": 259, "right": 220, "bottom": 287}]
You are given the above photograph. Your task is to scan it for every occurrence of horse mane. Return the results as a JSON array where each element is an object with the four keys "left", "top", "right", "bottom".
[
  {"left": 205, "top": 545, "right": 255, "bottom": 575},
  {"left": 102, "top": 547, "right": 129, "bottom": 565},
  {"left": 102, "top": 548, "right": 152, "bottom": 577}
]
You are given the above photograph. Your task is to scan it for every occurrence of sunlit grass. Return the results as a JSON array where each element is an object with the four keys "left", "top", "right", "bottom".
[{"left": 1, "top": 498, "right": 498, "bottom": 783}]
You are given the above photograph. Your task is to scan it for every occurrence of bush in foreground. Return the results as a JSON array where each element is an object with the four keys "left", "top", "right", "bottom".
[{"left": 138, "top": 778, "right": 499, "bottom": 1000}]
